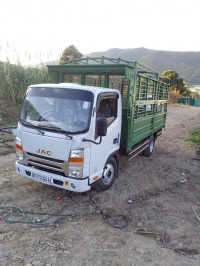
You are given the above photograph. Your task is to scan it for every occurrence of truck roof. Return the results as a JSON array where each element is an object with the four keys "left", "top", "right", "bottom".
[
  {"left": 47, "top": 57, "right": 170, "bottom": 86},
  {"left": 29, "top": 82, "right": 120, "bottom": 95}
]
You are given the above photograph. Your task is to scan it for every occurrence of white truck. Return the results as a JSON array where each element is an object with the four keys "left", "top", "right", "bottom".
[{"left": 13, "top": 57, "right": 169, "bottom": 192}]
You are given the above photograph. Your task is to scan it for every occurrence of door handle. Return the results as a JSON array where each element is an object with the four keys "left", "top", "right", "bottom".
[{"left": 113, "top": 138, "right": 117, "bottom": 144}]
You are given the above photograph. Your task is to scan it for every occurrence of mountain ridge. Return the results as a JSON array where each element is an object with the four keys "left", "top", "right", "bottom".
[{"left": 84, "top": 47, "right": 200, "bottom": 85}]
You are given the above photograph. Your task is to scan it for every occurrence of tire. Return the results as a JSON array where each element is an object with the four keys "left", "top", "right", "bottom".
[
  {"left": 143, "top": 136, "right": 154, "bottom": 157},
  {"left": 94, "top": 157, "right": 117, "bottom": 192}
]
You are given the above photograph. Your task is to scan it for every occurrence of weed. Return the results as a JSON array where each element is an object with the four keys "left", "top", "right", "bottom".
[
  {"left": 185, "top": 128, "right": 200, "bottom": 145},
  {"left": 5, "top": 119, "right": 14, "bottom": 125}
]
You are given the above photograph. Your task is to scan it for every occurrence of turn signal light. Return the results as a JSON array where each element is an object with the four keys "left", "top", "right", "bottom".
[
  {"left": 16, "top": 144, "right": 23, "bottom": 151},
  {"left": 69, "top": 157, "right": 83, "bottom": 163}
]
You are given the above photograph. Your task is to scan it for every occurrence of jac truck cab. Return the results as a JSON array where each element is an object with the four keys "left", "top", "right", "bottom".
[{"left": 13, "top": 57, "right": 169, "bottom": 192}]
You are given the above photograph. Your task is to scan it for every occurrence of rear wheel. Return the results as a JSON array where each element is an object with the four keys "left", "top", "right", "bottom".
[
  {"left": 94, "top": 157, "right": 117, "bottom": 192},
  {"left": 143, "top": 136, "right": 154, "bottom": 157}
]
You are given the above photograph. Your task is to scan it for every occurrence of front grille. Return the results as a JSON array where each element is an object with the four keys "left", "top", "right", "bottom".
[
  {"left": 27, "top": 152, "right": 64, "bottom": 163},
  {"left": 24, "top": 152, "right": 68, "bottom": 177}
]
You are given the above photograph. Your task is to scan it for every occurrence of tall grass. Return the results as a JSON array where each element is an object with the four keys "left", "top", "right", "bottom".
[
  {"left": 0, "top": 61, "right": 52, "bottom": 104},
  {"left": 0, "top": 45, "right": 53, "bottom": 104}
]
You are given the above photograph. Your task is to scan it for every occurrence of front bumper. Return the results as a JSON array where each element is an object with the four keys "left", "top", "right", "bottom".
[{"left": 15, "top": 162, "right": 91, "bottom": 192}]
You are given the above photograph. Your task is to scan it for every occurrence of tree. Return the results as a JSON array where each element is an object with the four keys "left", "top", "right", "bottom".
[
  {"left": 162, "top": 70, "right": 191, "bottom": 96},
  {"left": 59, "top": 45, "right": 82, "bottom": 64}
]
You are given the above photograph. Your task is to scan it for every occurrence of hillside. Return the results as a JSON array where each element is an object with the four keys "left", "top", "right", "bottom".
[{"left": 85, "top": 48, "right": 200, "bottom": 86}]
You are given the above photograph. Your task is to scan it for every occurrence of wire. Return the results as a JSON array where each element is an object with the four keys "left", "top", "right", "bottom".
[
  {"left": 192, "top": 158, "right": 200, "bottom": 161},
  {"left": 0, "top": 205, "right": 93, "bottom": 227},
  {"left": 0, "top": 206, "right": 25, "bottom": 224},
  {"left": 100, "top": 210, "right": 129, "bottom": 230},
  {"left": 0, "top": 203, "right": 129, "bottom": 230}
]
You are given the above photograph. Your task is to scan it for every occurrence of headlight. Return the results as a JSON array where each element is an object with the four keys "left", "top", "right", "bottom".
[
  {"left": 68, "top": 150, "right": 83, "bottom": 178},
  {"left": 16, "top": 137, "right": 23, "bottom": 163}
]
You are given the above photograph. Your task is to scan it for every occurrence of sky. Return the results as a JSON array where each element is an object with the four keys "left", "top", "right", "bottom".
[{"left": 0, "top": 0, "right": 200, "bottom": 65}]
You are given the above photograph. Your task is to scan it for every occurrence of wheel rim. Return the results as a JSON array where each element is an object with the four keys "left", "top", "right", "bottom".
[{"left": 102, "top": 163, "right": 114, "bottom": 185}]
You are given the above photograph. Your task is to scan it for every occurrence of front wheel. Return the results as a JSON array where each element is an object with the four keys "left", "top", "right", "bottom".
[
  {"left": 94, "top": 157, "right": 117, "bottom": 192},
  {"left": 143, "top": 136, "right": 154, "bottom": 157}
]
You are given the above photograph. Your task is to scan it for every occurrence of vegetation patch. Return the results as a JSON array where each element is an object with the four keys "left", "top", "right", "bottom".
[
  {"left": 186, "top": 128, "right": 200, "bottom": 145},
  {"left": 4, "top": 119, "right": 15, "bottom": 125},
  {"left": 0, "top": 61, "right": 52, "bottom": 104}
]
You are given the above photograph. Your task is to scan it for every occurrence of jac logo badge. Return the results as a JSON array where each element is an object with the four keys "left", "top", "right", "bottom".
[{"left": 36, "top": 149, "right": 51, "bottom": 156}]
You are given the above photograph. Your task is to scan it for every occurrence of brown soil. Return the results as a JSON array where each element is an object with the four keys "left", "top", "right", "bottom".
[{"left": 0, "top": 103, "right": 200, "bottom": 266}]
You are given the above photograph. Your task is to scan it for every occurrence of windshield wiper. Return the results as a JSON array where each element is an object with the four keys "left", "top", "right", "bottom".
[
  {"left": 20, "top": 119, "right": 73, "bottom": 139},
  {"left": 38, "top": 125, "right": 73, "bottom": 140},
  {"left": 20, "top": 119, "right": 44, "bottom": 135}
]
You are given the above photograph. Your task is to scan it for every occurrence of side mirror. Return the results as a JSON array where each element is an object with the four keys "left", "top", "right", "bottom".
[{"left": 96, "top": 117, "right": 107, "bottom": 136}]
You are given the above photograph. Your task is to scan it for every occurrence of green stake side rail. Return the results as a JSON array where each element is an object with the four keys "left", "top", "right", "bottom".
[{"left": 47, "top": 57, "right": 170, "bottom": 154}]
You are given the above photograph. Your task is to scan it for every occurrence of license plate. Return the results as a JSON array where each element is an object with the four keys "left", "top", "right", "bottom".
[{"left": 31, "top": 172, "right": 52, "bottom": 184}]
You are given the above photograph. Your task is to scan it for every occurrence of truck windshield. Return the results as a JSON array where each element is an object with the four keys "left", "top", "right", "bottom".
[{"left": 20, "top": 87, "right": 94, "bottom": 134}]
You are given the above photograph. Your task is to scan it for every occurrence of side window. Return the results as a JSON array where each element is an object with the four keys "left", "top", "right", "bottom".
[{"left": 97, "top": 97, "right": 117, "bottom": 126}]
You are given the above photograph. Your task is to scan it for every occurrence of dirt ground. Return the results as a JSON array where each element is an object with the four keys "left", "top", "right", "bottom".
[{"left": 0, "top": 104, "right": 200, "bottom": 266}]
